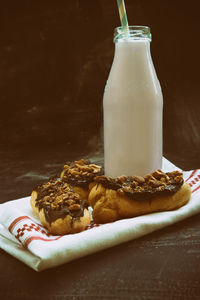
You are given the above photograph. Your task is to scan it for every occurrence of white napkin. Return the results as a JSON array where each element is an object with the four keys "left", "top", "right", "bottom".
[{"left": 0, "top": 158, "right": 200, "bottom": 272}]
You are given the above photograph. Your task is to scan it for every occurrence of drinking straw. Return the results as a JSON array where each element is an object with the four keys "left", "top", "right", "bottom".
[{"left": 116, "top": 0, "right": 129, "bottom": 30}]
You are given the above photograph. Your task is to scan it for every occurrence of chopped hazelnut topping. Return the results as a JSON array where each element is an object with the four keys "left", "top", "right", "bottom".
[
  {"left": 68, "top": 204, "right": 81, "bottom": 211},
  {"left": 65, "top": 199, "right": 75, "bottom": 206},
  {"left": 44, "top": 196, "right": 51, "bottom": 202},
  {"left": 131, "top": 181, "right": 139, "bottom": 188},
  {"left": 94, "top": 169, "right": 184, "bottom": 200},
  {"left": 131, "top": 176, "right": 145, "bottom": 184},
  {"left": 35, "top": 178, "right": 84, "bottom": 211},
  {"left": 61, "top": 159, "right": 102, "bottom": 187}
]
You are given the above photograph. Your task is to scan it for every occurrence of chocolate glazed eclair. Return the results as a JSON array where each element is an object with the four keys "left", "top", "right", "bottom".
[
  {"left": 88, "top": 170, "right": 191, "bottom": 224},
  {"left": 60, "top": 159, "right": 103, "bottom": 202},
  {"left": 30, "top": 178, "right": 91, "bottom": 235}
]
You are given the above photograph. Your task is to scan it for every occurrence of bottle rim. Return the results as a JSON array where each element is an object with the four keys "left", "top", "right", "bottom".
[{"left": 114, "top": 25, "right": 152, "bottom": 42}]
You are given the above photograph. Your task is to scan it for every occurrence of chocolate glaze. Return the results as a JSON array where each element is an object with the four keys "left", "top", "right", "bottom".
[
  {"left": 62, "top": 176, "right": 93, "bottom": 188},
  {"left": 43, "top": 200, "right": 85, "bottom": 225},
  {"left": 33, "top": 178, "right": 87, "bottom": 224},
  {"left": 62, "top": 160, "right": 103, "bottom": 188},
  {"left": 94, "top": 171, "right": 184, "bottom": 201}
]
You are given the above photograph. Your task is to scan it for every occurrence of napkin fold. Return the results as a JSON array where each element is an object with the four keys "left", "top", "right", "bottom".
[{"left": 0, "top": 158, "right": 200, "bottom": 271}]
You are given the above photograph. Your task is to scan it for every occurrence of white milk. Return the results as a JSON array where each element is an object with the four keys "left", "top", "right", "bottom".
[{"left": 103, "top": 26, "right": 163, "bottom": 177}]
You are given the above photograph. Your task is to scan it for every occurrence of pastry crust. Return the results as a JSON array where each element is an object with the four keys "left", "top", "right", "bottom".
[
  {"left": 88, "top": 172, "right": 192, "bottom": 224},
  {"left": 38, "top": 207, "right": 91, "bottom": 235},
  {"left": 64, "top": 182, "right": 96, "bottom": 202},
  {"left": 30, "top": 179, "right": 91, "bottom": 235}
]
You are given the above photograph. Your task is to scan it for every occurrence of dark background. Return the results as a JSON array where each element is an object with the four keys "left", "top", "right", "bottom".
[
  {"left": 1, "top": 0, "right": 200, "bottom": 199},
  {"left": 1, "top": 2, "right": 200, "bottom": 299}
]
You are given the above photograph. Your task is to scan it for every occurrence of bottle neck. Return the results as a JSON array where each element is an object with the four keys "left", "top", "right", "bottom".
[{"left": 114, "top": 26, "right": 152, "bottom": 43}]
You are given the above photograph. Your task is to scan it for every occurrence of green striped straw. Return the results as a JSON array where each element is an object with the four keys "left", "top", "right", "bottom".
[{"left": 116, "top": 0, "right": 129, "bottom": 31}]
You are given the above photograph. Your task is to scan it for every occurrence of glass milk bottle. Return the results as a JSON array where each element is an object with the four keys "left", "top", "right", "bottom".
[{"left": 103, "top": 26, "right": 163, "bottom": 177}]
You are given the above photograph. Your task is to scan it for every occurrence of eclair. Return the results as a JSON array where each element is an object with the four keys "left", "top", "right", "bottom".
[
  {"left": 30, "top": 178, "right": 91, "bottom": 235},
  {"left": 88, "top": 169, "right": 191, "bottom": 224},
  {"left": 60, "top": 159, "right": 102, "bottom": 202}
]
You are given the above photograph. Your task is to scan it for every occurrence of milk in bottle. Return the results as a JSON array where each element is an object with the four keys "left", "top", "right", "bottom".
[{"left": 103, "top": 26, "right": 163, "bottom": 177}]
